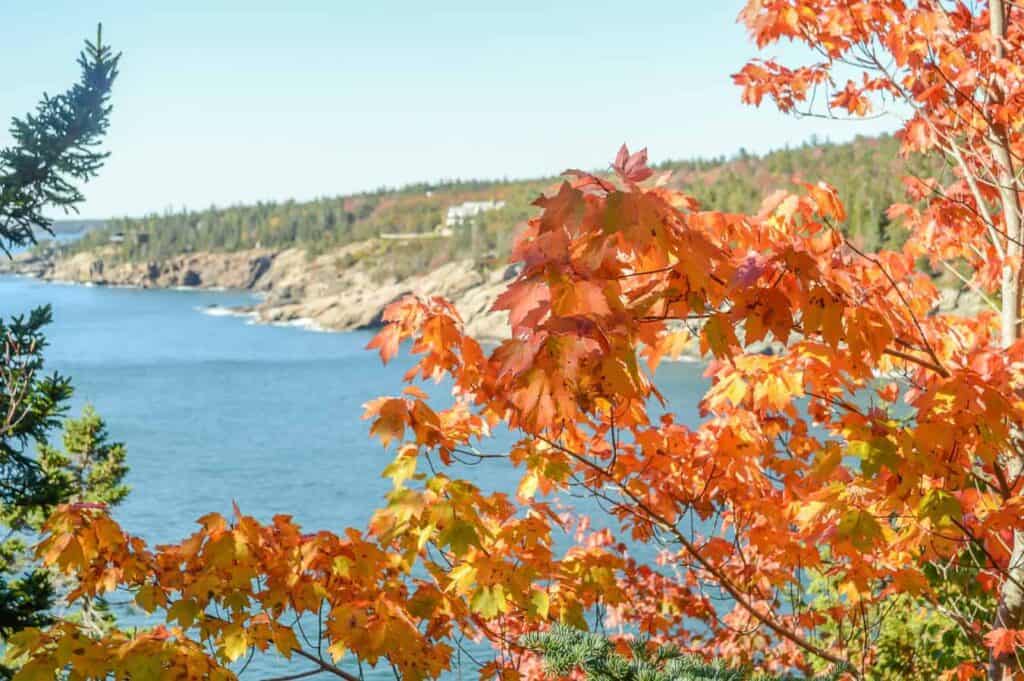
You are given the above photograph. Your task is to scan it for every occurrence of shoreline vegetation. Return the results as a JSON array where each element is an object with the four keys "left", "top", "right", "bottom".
[{"left": 1, "top": 133, "right": 982, "bottom": 355}]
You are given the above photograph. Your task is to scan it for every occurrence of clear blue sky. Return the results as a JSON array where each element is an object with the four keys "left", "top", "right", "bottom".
[{"left": 2, "top": 1, "right": 898, "bottom": 219}]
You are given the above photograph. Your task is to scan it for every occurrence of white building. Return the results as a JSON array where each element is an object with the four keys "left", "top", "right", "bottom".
[{"left": 444, "top": 200, "right": 505, "bottom": 227}]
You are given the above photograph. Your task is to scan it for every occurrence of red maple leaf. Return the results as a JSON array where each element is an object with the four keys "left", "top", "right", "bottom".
[
  {"left": 984, "top": 627, "right": 1024, "bottom": 657},
  {"left": 612, "top": 144, "right": 654, "bottom": 183}
]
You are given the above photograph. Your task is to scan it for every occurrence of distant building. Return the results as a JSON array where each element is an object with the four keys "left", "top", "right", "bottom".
[
  {"left": 444, "top": 200, "right": 505, "bottom": 227},
  {"left": 109, "top": 232, "right": 125, "bottom": 243},
  {"left": 380, "top": 226, "right": 453, "bottom": 241}
]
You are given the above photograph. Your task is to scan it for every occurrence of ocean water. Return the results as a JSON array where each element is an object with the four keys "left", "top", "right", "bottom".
[{"left": 0, "top": 274, "right": 708, "bottom": 678}]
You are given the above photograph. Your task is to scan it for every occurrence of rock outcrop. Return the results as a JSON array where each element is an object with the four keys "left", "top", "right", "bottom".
[
  {"left": 22, "top": 242, "right": 513, "bottom": 342},
  {"left": 243, "top": 247, "right": 510, "bottom": 341},
  {"left": 45, "top": 248, "right": 280, "bottom": 290},
  {"left": 10, "top": 241, "right": 987, "bottom": 354},
  {"left": 0, "top": 252, "right": 48, "bottom": 278}
]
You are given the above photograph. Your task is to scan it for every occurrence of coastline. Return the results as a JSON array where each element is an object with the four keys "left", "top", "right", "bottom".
[
  {"left": 1, "top": 243, "right": 516, "bottom": 344},
  {"left": 4, "top": 245, "right": 986, "bottom": 364}
]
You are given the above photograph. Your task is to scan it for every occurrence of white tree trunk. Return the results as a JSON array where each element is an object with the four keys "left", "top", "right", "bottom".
[{"left": 990, "top": 4, "right": 1024, "bottom": 678}]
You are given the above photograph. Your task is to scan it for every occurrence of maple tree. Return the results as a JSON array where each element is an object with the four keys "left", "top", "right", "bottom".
[{"left": 12, "top": 2, "right": 1024, "bottom": 680}]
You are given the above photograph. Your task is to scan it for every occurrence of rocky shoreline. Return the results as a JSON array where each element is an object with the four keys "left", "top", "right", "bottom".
[
  {"left": 2, "top": 244, "right": 986, "bottom": 356},
  {"left": 1, "top": 243, "right": 515, "bottom": 342}
]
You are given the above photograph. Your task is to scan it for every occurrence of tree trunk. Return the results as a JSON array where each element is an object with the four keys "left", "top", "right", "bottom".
[{"left": 990, "top": 4, "right": 1024, "bottom": 678}]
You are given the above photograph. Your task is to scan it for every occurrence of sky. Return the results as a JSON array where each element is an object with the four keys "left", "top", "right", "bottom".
[{"left": 2, "top": 1, "right": 900, "bottom": 219}]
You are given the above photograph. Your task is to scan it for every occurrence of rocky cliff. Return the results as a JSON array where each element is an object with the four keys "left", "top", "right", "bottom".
[
  {"left": 11, "top": 242, "right": 513, "bottom": 342},
  {"left": 4, "top": 242, "right": 986, "bottom": 351}
]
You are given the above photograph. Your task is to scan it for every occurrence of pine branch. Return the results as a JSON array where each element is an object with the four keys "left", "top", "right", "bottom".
[
  {"left": 522, "top": 624, "right": 849, "bottom": 681},
  {"left": 0, "top": 23, "right": 120, "bottom": 254}
]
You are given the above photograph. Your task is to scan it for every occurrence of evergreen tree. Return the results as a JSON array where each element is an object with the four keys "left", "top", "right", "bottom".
[
  {"left": 0, "top": 25, "right": 118, "bottom": 253},
  {"left": 0, "top": 24, "right": 122, "bottom": 671},
  {"left": 64, "top": 133, "right": 935, "bottom": 271},
  {"left": 37, "top": 405, "right": 128, "bottom": 511},
  {"left": 523, "top": 625, "right": 848, "bottom": 681},
  {"left": 1, "top": 407, "right": 128, "bottom": 640}
]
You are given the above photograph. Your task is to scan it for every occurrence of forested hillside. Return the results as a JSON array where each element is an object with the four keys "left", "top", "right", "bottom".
[{"left": 68, "top": 134, "right": 938, "bottom": 271}]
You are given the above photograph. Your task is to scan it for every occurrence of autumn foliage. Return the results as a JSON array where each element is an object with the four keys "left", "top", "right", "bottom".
[{"left": 11, "top": 2, "right": 1024, "bottom": 680}]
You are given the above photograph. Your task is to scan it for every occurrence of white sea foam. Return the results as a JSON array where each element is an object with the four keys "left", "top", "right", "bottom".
[
  {"left": 198, "top": 303, "right": 329, "bottom": 333},
  {"left": 36, "top": 278, "right": 145, "bottom": 290},
  {"left": 257, "top": 317, "right": 328, "bottom": 332},
  {"left": 197, "top": 305, "right": 257, "bottom": 321}
]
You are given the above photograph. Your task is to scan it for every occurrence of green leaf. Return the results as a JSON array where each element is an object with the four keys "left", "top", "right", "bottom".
[
  {"left": 531, "top": 590, "right": 550, "bottom": 619},
  {"left": 918, "top": 489, "right": 961, "bottom": 524},
  {"left": 470, "top": 585, "right": 506, "bottom": 618},
  {"left": 837, "top": 509, "right": 882, "bottom": 550},
  {"left": 438, "top": 519, "right": 479, "bottom": 557},
  {"left": 167, "top": 598, "right": 200, "bottom": 628},
  {"left": 848, "top": 437, "right": 899, "bottom": 477},
  {"left": 701, "top": 314, "right": 736, "bottom": 359},
  {"left": 381, "top": 449, "right": 417, "bottom": 488}
]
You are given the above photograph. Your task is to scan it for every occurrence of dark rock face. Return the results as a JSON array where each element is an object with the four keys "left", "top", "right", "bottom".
[
  {"left": 89, "top": 259, "right": 104, "bottom": 278},
  {"left": 182, "top": 270, "right": 202, "bottom": 287},
  {"left": 244, "top": 256, "right": 273, "bottom": 289},
  {"left": 146, "top": 262, "right": 161, "bottom": 280},
  {"left": 357, "top": 290, "right": 413, "bottom": 330}
]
